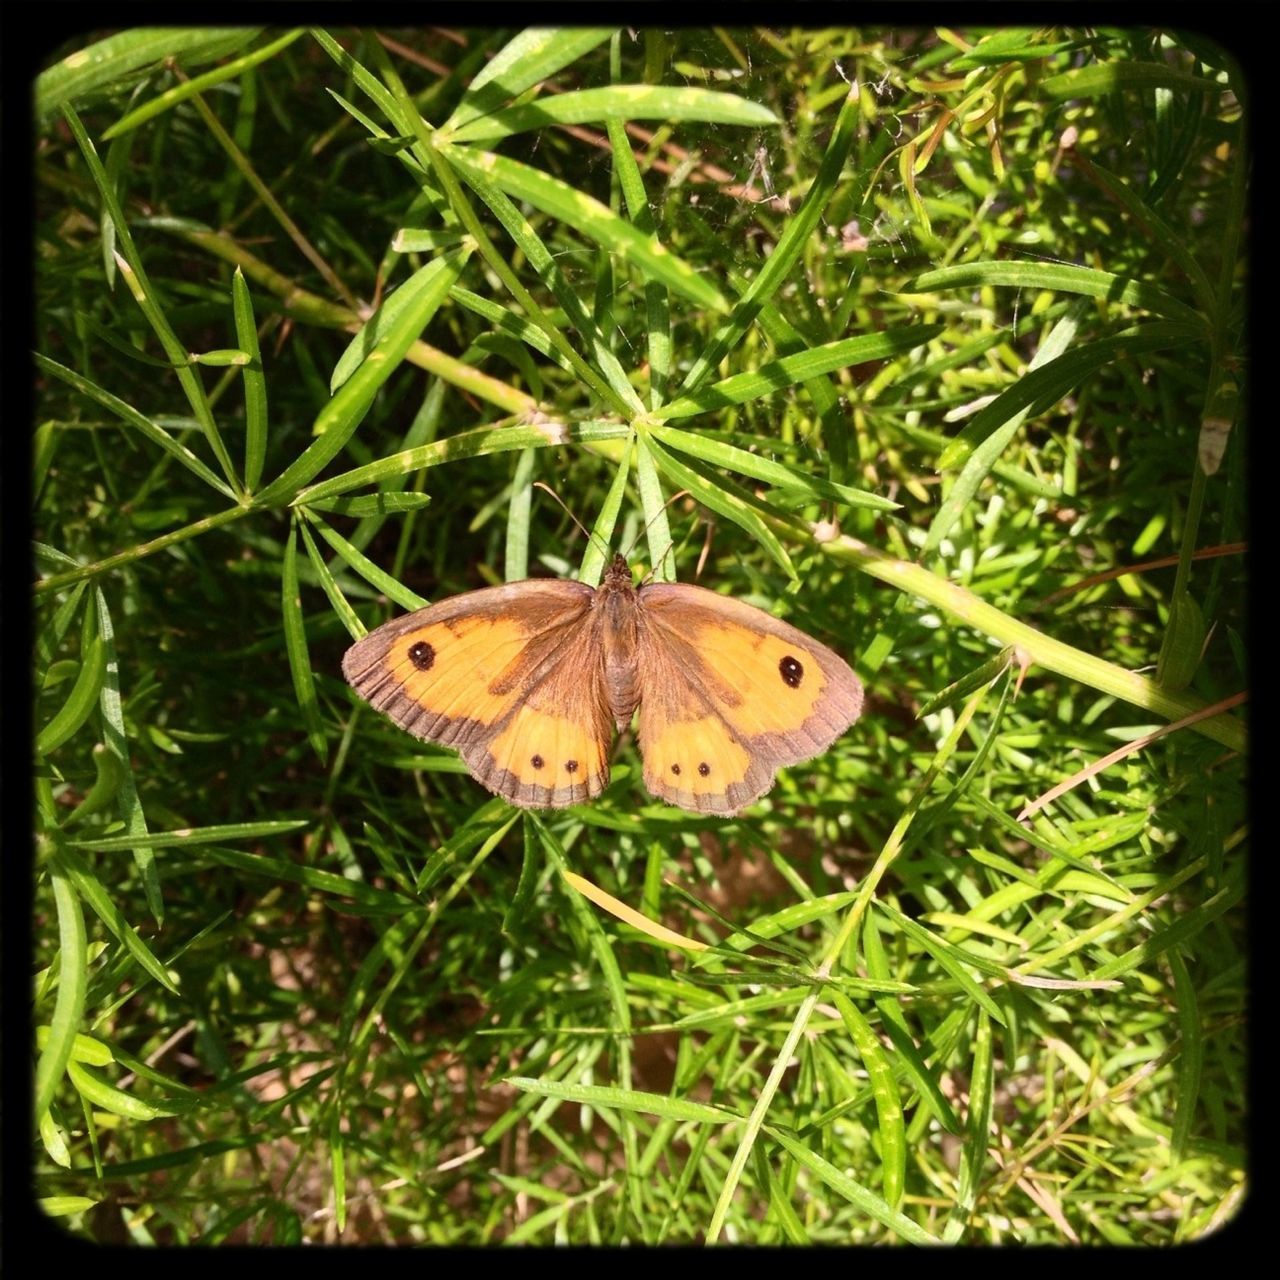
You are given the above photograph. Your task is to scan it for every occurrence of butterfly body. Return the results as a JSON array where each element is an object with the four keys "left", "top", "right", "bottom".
[{"left": 343, "top": 555, "right": 863, "bottom": 815}]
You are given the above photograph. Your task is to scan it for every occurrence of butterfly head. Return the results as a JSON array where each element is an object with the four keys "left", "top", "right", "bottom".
[{"left": 602, "top": 553, "right": 636, "bottom": 593}]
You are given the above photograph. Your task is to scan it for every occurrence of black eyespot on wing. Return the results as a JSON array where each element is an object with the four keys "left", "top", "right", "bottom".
[
  {"left": 408, "top": 641, "right": 435, "bottom": 671},
  {"left": 531, "top": 754, "right": 545, "bottom": 770},
  {"left": 698, "top": 762, "right": 711, "bottom": 777},
  {"left": 779, "top": 655, "right": 803, "bottom": 687},
  {"left": 565, "top": 760, "right": 578, "bottom": 773},
  {"left": 671, "top": 763, "right": 681, "bottom": 776}
]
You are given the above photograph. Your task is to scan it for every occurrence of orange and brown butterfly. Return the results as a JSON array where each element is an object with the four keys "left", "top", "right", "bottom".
[{"left": 342, "top": 554, "right": 864, "bottom": 815}]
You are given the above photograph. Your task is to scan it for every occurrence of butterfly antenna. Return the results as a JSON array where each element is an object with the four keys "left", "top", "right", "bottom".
[
  {"left": 622, "top": 489, "right": 698, "bottom": 583},
  {"left": 532, "top": 481, "right": 612, "bottom": 561}
]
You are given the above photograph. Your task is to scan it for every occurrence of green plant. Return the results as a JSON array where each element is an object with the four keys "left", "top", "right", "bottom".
[{"left": 33, "top": 27, "right": 1245, "bottom": 1244}]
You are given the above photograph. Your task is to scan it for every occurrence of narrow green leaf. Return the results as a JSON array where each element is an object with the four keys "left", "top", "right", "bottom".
[
  {"left": 450, "top": 286, "right": 576, "bottom": 372},
  {"left": 446, "top": 147, "right": 726, "bottom": 315},
  {"left": 281, "top": 522, "right": 328, "bottom": 762},
  {"left": 943, "top": 1009, "right": 993, "bottom": 1243},
  {"left": 505, "top": 1077, "right": 736, "bottom": 1125},
  {"left": 866, "top": 900, "right": 961, "bottom": 1137},
  {"left": 39, "top": 1196, "right": 100, "bottom": 1217},
  {"left": 68, "top": 820, "right": 309, "bottom": 852},
  {"left": 1041, "top": 62, "right": 1224, "bottom": 100},
  {"left": 165, "top": 845, "right": 405, "bottom": 911},
  {"left": 62, "top": 743, "right": 126, "bottom": 829},
  {"left": 94, "top": 587, "right": 163, "bottom": 924},
  {"left": 35, "top": 1026, "right": 115, "bottom": 1066},
  {"left": 257, "top": 251, "right": 468, "bottom": 506},
  {"left": 298, "top": 519, "right": 365, "bottom": 642},
  {"left": 62, "top": 108, "right": 241, "bottom": 495},
  {"left": 912, "top": 261, "right": 1202, "bottom": 331},
  {"left": 305, "top": 491, "right": 432, "bottom": 517},
  {"left": 580, "top": 441, "right": 632, "bottom": 587},
  {"left": 102, "top": 29, "right": 305, "bottom": 139},
  {"left": 330, "top": 260, "right": 459, "bottom": 395},
  {"left": 831, "top": 992, "right": 906, "bottom": 1210},
  {"left": 655, "top": 326, "right": 943, "bottom": 422},
  {"left": 506, "top": 448, "right": 537, "bottom": 582},
  {"left": 450, "top": 84, "right": 778, "bottom": 143},
  {"left": 634, "top": 436, "right": 676, "bottom": 583},
  {"left": 874, "top": 900, "right": 1007, "bottom": 1026},
  {"left": 36, "top": 609, "right": 105, "bottom": 757},
  {"left": 947, "top": 31, "right": 1078, "bottom": 69},
  {"left": 67, "top": 1060, "right": 178, "bottom": 1120},
  {"left": 304, "top": 513, "right": 428, "bottom": 615},
  {"left": 1156, "top": 591, "right": 1205, "bottom": 691},
  {"left": 293, "top": 418, "right": 629, "bottom": 507},
  {"left": 766, "top": 1125, "right": 938, "bottom": 1244},
  {"left": 232, "top": 268, "right": 269, "bottom": 492},
  {"left": 680, "top": 77, "right": 862, "bottom": 394},
  {"left": 639, "top": 428, "right": 797, "bottom": 581},
  {"left": 35, "top": 862, "right": 89, "bottom": 1123},
  {"left": 37, "top": 28, "right": 263, "bottom": 121},
  {"left": 310, "top": 29, "right": 406, "bottom": 135},
  {"left": 446, "top": 28, "right": 617, "bottom": 131},
  {"left": 650, "top": 424, "right": 897, "bottom": 512},
  {"left": 54, "top": 846, "right": 180, "bottom": 995}
]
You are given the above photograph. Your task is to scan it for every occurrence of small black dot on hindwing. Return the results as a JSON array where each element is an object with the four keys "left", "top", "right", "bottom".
[
  {"left": 565, "top": 760, "right": 578, "bottom": 773},
  {"left": 407, "top": 641, "right": 435, "bottom": 671},
  {"left": 779, "top": 654, "right": 804, "bottom": 687},
  {"left": 531, "top": 754, "right": 545, "bottom": 770},
  {"left": 698, "top": 762, "right": 711, "bottom": 777},
  {"left": 671, "top": 763, "right": 681, "bottom": 776}
]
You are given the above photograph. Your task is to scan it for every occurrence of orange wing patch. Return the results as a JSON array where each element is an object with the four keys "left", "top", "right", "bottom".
[
  {"left": 348, "top": 612, "right": 537, "bottom": 741},
  {"left": 684, "top": 621, "right": 829, "bottom": 735},
  {"left": 475, "top": 702, "right": 611, "bottom": 807},
  {"left": 640, "top": 713, "right": 753, "bottom": 814}
]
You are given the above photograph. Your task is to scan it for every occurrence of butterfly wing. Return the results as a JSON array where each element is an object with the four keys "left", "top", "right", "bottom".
[
  {"left": 342, "top": 580, "right": 614, "bottom": 807},
  {"left": 634, "top": 583, "right": 864, "bottom": 814}
]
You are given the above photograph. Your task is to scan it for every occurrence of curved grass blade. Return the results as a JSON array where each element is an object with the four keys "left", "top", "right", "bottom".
[
  {"left": 650, "top": 424, "right": 898, "bottom": 513},
  {"left": 36, "top": 605, "right": 105, "bottom": 757},
  {"left": 912, "top": 260, "right": 1202, "bottom": 331},
  {"left": 766, "top": 1125, "right": 937, "bottom": 1244},
  {"left": 446, "top": 147, "right": 726, "bottom": 316},
  {"left": 102, "top": 29, "right": 305, "bottom": 139},
  {"left": 445, "top": 28, "right": 617, "bottom": 133},
  {"left": 639, "top": 428, "right": 797, "bottom": 580},
  {"left": 654, "top": 326, "right": 944, "bottom": 422},
  {"left": 450, "top": 84, "right": 777, "bottom": 143},
  {"left": 281, "top": 521, "right": 328, "bottom": 762},
  {"left": 37, "top": 28, "right": 262, "bottom": 121},
  {"left": 256, "top": 250, "right": 468, "bottom": 505},
  {"left": 35, "top": 861, "right": 89, "bottom": 1123}
]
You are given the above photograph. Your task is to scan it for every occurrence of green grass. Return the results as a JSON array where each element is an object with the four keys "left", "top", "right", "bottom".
[{"left": 33, "top": 27, "right": 1246, "bottom": 1244}]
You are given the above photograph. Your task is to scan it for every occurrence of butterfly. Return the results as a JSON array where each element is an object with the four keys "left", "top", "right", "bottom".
[{"left": 342, "top": 554, "right": 864, "bottom": 815}]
